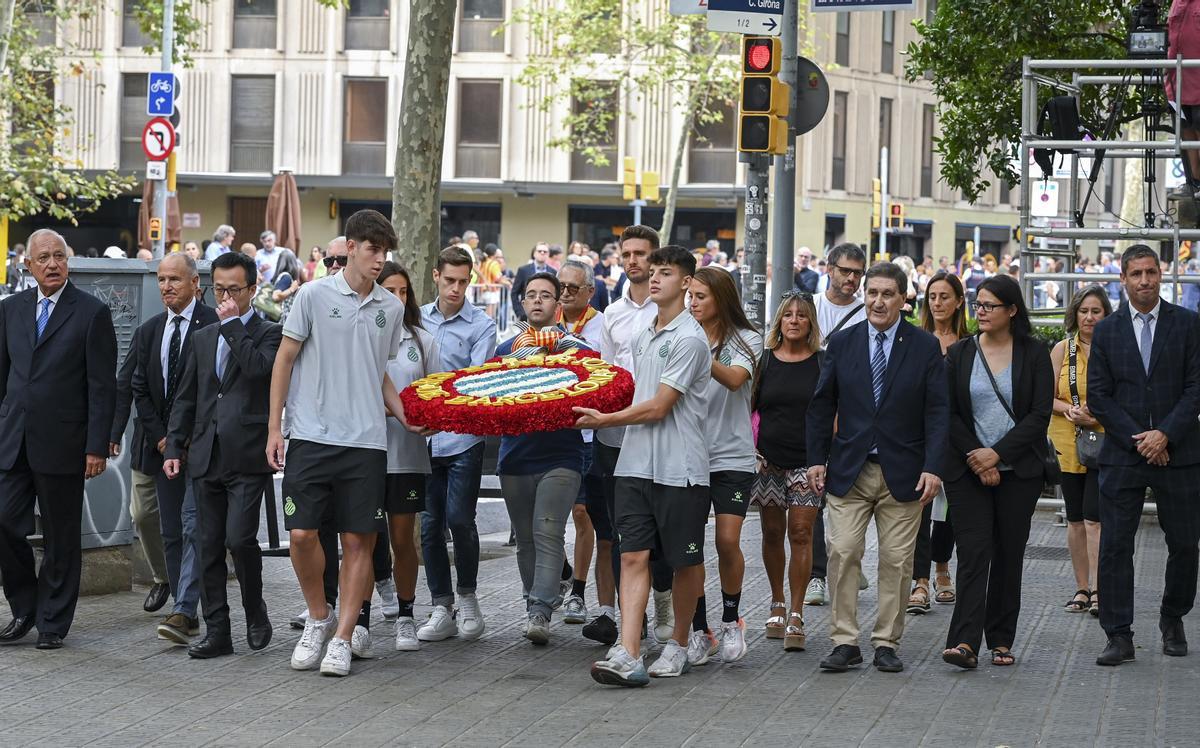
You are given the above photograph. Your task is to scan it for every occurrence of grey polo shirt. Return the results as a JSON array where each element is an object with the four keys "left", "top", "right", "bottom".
[
  {"left": 282, "top": 273, "right": 405, "bottom": 451},
  {"left": 614, "top": 308, "right": 712, "bottom": 487},
  {"left": 706, "top": 328, "right": 762, "bottom": 474},
  {"left": 387, "top": 326, "right": 439, "bottom": 474}
]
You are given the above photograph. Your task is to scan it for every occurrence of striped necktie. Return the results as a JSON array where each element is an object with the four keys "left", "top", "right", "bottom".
[
  {"left": 36, "top": 298, "right": 51, "bottom": 341},
  {"left": 871, "top": 330, "right": 887, "bottom": 405}
]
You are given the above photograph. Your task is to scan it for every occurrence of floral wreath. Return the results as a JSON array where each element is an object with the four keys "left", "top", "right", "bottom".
[{"left": 400, "top": 350, "right": 634, "bottom": 436}]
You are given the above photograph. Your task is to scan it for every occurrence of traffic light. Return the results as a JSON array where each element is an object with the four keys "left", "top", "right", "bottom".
[
  {"left": 642, "top": 171, "right": 660, "bottom": 202},
  {"left": 871, "top": 178, "right": 882, "bottom": 229},
  {"left": 889, "top": 202, "right": 905, "bottom": 229},
  {"left": 622, "top": 157, "right": 637, "bottom": 201},
  {"left": 738, "top": 37, "right": 790, "bottom": 154}
]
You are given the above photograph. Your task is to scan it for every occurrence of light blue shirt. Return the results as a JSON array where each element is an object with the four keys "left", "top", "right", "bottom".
[
  {"left": 867, "top": 317, "right": 901, "bottom": 368},
  {"left": 421, "top": 299, "right": 497, "bottom": 457},
  {"left": 205, "top": 242, "right": 229, "bottom": 262},
  {"left": 216, "top": 307, "right": 257, "bottom": 380}
]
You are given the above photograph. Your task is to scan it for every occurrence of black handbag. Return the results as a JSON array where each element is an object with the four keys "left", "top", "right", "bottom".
[
  {"left": 1068, "top": 335, "right": 1104, "bottom": 469},
  {"left": 974, "top": 337, "right": 1062, "bottom": 486}
]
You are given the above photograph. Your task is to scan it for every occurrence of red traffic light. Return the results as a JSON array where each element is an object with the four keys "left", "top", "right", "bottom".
[
  {"left": 748, "top": 43, "right": 772, "bottom": 71},
  {"left": 742, "top": 37, "right": 781, "bottom": 75}
]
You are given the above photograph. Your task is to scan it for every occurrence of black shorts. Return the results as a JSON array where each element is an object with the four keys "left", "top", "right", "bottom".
[
  {"left": 614, "top": 477, "right": 709, "bottom": 568},
  {"left": 282, "top": 439, "right": 386, "bottom": 534},
  {"left": 1060, "top": 470, "right": 1099, "bottom": 523},
  {"left": 385, "top": 473, "right": 427, "bottom": 515},
  {"left": 710, "top": 470, "right": 754, "bottom": 518}
]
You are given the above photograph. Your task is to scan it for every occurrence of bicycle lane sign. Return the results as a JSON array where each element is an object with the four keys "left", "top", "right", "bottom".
[{"left": 147, "top": 72, "right": 176, "bottom": 118}]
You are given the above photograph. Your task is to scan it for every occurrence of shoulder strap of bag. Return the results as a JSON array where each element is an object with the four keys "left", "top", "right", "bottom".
[
  {"left": 828, "top": 303, "right": 865, "bottom": 336},
  {"left": 974, "top": 335, "right": 1018, "bottom": 422},
  {"left": 751, "top": 348, "right": 771, "bottom": 412},
  {"left": 1067, "top": 335, "right": 1082, "bottom": 408}
]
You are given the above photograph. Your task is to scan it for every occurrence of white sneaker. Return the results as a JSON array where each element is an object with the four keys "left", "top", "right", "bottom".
[
  {"left": 291, "top": 604, "right": 336, "bottom": 630},
  {"left": 458, "top": 593, "right": 485, "bottom": 640},
  {"left": 416, "top": 605, "right": 458, "bottom": 642},
  {"left": 394, "top": 616, "right": 420, "bottom": 651},
  {"left": 652, "top": 589, "right": 674, "bottom": 644},
  {"left": 719, "top": 618, "right": 748, "bottom": 663},
  {"left": 376, "top": 579, "right": 399, "bottom": 620},
  {"left": 350, "top": 624, "right": 372, "bottom": 659},
  {"left": 805, "top": 578, "right": 828, "bottom": 606},
  {"left": 320, "top": 637, "right": 352, "bottom": 677},
  {"left": 648, "top": 639, "right": 691, "bottom": 678},
  {"left": 290, "top": 607, "right": 335, "bottom": 670},
  {"left": 686, "top": 629, "right": 719, "bottom": 666},
  {"left": 525, "top": 613, "right": 550, "bottom": 646},
  {"left": 563, "top": 594, "right": 588, "bottom": 624}
]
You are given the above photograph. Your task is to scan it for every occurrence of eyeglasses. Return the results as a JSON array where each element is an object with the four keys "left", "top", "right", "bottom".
[
  {"left": 832, "top": 264, "right": 865, "bottom": 278},
  {"left": 323, "top": 255, "right": 348, "bottom": 268},
  {"left": 213, "top": 285, "right": 250, "bottom": 297},
  {"left": 972, "top": 301, "right": 1009, "bottom": 313},
  {"left": 781, "top": 290, "right": 814, "bottom": 302},
  {"left": 523, "top": 292, "right": 558, "bottom": 302},
  {"left": 559, "top": 282, "right": 592, "bottom": 296}
]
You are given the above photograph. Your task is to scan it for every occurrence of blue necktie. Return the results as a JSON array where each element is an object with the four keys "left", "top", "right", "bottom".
[
  {"left": 871, "top": 330, "right": 887, "bottom": 405},
  {"left": 36, "top": 298, "right": 51, "bottom": 341},
  {"left": 1132, "top": 314, "right": 1152, "bottom": 377}
]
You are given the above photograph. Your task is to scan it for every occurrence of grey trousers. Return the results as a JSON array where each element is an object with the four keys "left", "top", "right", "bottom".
[
  {"left": 130, "top": 468, "right": 168, "bottom": 585},
  {"left": 500, "top": 468, "right": 581, "bottom": 619}
]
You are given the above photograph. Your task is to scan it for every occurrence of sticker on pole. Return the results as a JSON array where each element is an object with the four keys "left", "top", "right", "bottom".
[
  {"left": 142, "top": 117, "right": 176, "bottom": 161},
  {"left": 707, "top": 0, "right": 783, "bottom": 36}
]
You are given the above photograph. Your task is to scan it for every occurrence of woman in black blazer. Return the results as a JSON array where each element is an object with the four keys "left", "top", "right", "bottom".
[{"left": 940, "top": 275, "right": 1053, "bottom": 669}]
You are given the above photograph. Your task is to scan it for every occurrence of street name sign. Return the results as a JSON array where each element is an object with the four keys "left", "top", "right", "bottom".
[{"left": 707, "top": 0, "right": 784, "bottom": 36}]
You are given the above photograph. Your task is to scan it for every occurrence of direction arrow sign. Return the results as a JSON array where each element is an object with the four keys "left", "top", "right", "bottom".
[
  {"left": 142, "top": 117, "right": 176, "bottom": 161},
  {"left": 146, "top": 72, "right": 176, "bottom": 117},
  {"left": 706, "top": 0, "right": 784, "bottom": 36}
]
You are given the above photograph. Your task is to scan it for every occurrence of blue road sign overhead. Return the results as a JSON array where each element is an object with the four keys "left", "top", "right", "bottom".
[
  {"left": 146, "top": 72, "right": 176, "bottom": 117},
  {"left": 707, "top": 0, "right": 784, "bottom": 36},
  {"left": 811, "top": 0, "right": 915, "bottom": 11}
]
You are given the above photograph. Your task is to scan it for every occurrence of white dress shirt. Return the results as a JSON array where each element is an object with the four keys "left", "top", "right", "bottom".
[
  {"left": 160, "top": 297, "right": 197, "bottom": 390},
  {"left": 1131, "top": 299, "right": 1161, "bottom": 357},
  {"left": 35, "top": 284, "right": 66, "bottom": 326},
  {"left": 216, "top": 307, "right": 257, "bottom": 380}
]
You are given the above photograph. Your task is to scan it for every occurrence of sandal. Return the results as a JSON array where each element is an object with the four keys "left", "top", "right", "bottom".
[
  {"left": 934, "top": 573, "right": 956, "bottom": 605},
  {"left": 991, "top": 648, "right": 1016, "bottom": 666},
  {"left": 942, "top": 644, "right": 977, "bottom": 669},
  {"left": 907, "top": 582, "right": 931, "bottom": 615},
  {"left": 1064, "top": 589, "right": 1090, "bottom": 613},
  {"left": 765, "top": 601, "right": 786, "bottom": 639},
  {"left": 783, "top": 612, "right": 806, "bottom": 652},
  {"left": 1089, "top": 591, "right": 1099, "bottom": 618}
]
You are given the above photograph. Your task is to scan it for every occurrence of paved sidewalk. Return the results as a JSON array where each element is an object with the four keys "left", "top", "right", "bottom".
[{"left": 0, "top": 510, "right": 1196, "bottom": 747}]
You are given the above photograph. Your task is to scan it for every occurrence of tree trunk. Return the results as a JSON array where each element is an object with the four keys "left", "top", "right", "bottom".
[
  {"left": 659, "top": 99, "right": 693, "bottom": 242},
  {"left": 0, "top": 0, "right": 16, "bottom": 75},
  {"left": 1118, "top": 119, "right": 1145, "bottom": 255},
  {"left": 392, "top": 1, "right": 457, "bottom": 304}
]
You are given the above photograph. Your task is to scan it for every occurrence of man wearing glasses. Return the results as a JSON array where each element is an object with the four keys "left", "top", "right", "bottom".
[
  {"left": 164, "top": 251, "right": 282, "bottom": 658},
  {"left": 323, "top": 237, "right": 348, "bottom": 275}
]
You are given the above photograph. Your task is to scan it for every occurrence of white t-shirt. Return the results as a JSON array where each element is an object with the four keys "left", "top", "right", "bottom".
[{"left": 815, "top": 291, "right": 866, "bottom": 346}]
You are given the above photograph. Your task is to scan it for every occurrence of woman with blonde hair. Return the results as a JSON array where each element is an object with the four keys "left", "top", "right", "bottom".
[{"left": 751, "top": 291, "right": 824, "bottom": 653}]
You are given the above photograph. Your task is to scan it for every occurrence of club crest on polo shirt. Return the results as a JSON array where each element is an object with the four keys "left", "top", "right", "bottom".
[
  {"left": 284, "top": 497, "right": 296, "bottom": 516},
  {"left": 719, "top": 349, "right": 732, "bottom": 366},
  {"left": 375, "top": 310, "right": 387, "bottom": 328},
  {"left": 658, "top": 341, "right": 671, "bottom": 358},
  {"left": 329, "top": 307, "right": 343, "bottom": 319},
  {"left": 407, "top": 346, "right": 419, "bottom": 362}
]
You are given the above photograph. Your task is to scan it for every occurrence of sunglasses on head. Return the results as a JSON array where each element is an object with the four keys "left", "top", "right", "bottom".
[
  {"left": 323, "top": 255, "right": 348, "bottom": 268},
  {"left": 781, "top": 290, "right": 814, "bottom": 302}
]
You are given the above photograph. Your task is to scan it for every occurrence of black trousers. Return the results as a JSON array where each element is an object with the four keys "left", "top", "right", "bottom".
[
  {"left": 1098, "top": 464, "right": 1200, "bottom": 638},
  {"left": 811, "top": 509, "right": 828, "bottom": 579},
  {"left": 912, "top": 502, "right": 956, "bottom": 581},
  {"left": 944, "top": 471, "right": 1043, "bottom": 653},
  {"left": 594, "top": 442, "right": 672, "bottom": 591},
  {"left": 193, "top": 446, "right": 269, "bottom": 632},
  {"left": 0, "top": 444, "right": 84, "bottom": 637}
]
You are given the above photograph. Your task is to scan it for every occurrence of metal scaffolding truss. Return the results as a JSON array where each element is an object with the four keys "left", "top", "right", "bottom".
[{"left": 1019, "top": 56, "right": 1200, "bottom": 316}]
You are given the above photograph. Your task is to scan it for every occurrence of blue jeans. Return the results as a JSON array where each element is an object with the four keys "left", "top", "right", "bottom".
[
  {"left": 422, "top": 442, "right": 485, "bottom": 607},
  {"left": 500, "top": 468, "right": 581, "bottom": 618},
  {"left": 155, "top": 469, "right": 200, "bottom": 618}
]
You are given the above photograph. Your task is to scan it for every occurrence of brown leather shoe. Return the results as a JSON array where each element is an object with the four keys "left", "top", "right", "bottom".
[{"left": 157, "top": 613, "right": 197, "bottom": 645}]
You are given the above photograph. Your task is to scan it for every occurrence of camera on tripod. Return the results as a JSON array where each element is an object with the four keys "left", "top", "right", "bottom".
[{"left": 1129, "top": 0, "right": 1167, "bottom": 58}]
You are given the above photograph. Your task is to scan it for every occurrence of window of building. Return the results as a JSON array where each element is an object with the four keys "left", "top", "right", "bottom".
[
  {"left": 343, "top": 78, "right": 388, "bottom": 175},
  {"left": 122, "top": 0, "right": 151, "bottom": 47},
  {"left": 232, "top": 0, "right": 276, "bottom": 49},
  {"left": 120, "top": 73, "right": 147, "bottom": 170},
  {"left": 456, "top": 80, "right": 502, "bottom": 178},
  {"left": 831, "top": 91, "right": 848, "bottom": 190},
  {"left": 835, "top": 13, "right": 850, "bottom": 67},
  {"left": 230, "top": 76, "right": 275, "bottom": 173},
  {"left": 921, "top": 104, "right": 935, "bottom": 197},
  {"left": 459, "top": 0, "right": 503, "bottom": 53},
  {"left": 346, "top": 0, "right": 390, "bottom": 51},
  {"left": 878, "top": 97, "right": 892, "bottom": 179},
  {"left": 881, "top": 11, "right": 894, "bottom": 75},
  {"left": 688, "top": 103, "right": 736, "bottom": 184},
  {"left": 570, "top": 82, "right": 618, "bottom": 182},
  {"left": 999, "top": 177, "right": 1010, "bottom": 205},
  {"left": 24, "top": 1, "right": 55, "bottom": 45}
]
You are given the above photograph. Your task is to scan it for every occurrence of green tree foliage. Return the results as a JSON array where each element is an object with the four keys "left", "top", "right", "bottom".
[{"left": 905, "top": 0, "right": 1130, "bottom": 203}]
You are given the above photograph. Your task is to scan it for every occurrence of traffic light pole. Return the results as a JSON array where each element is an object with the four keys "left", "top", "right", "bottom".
[
  {"left": 741, "top": 153, "right": 771, "bottom": 328},
  {"left": 152, "top": 0, "right": 174, "bottom": 259},
  {"left": 877, "top": 145, "right": 889, "bottom": 264},
  {"left": 768, "top": 0, "right": 798, "bottom": 326}
]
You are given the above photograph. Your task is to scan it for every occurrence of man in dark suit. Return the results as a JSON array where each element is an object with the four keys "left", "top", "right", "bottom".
[
  {"left": 794, "top": 247, "right": 819, "bottom": 293},
  {"left": 1088, "top": 244, "right": 1200, "bottom": 666},
  {"left": 164, "top": 252, "right": 282, "bottom": 658},
  {"left": 510, "top": 242, "right": 553, "bottom": 321},
  {"left": 806, "top": 262, "right": 948, "bottom": 674},
  {"left": 130, "top": 253, "right": 219, "bottom": 644},
  {"left": 0, "top": 229, "right": 117, "bottom": 649}
]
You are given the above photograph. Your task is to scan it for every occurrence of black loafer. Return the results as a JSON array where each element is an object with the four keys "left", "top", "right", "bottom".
[
  {"left": 35, "top": 633, "right": 63, "bottom": 650},
  {"left": 819, "top": 644, "right": 863, "bottom": 672},
  {"left": 0, "top": 616, "right": 34, "bottom": 644},
  {"left": 247, "top": 619, "right": 273, "bottom": 651},
  {"left": 1096, "top": 634, "right": 1135, "bottom": 666},
  {"left": 143, "top": 583, "right": 170, "bottom": 613},
  {"left": 1161, "top": 616, "right": 1188, "bottom": 657},
  {"left": 873, "top": 646, "right": 905, "bottom": 672},
  {"left": 188, "top": 632, "right": 234, "bottom": 659}
]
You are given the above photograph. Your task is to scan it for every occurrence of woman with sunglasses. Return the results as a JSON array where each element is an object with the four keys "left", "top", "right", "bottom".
[
  {"left": 908, "top": 271, "right": 966, "bottom": 615},
  {"left": 751, "top": 290, "right": 824, "bottom": 653},
  {"left": 941, "top": 275, "right": 1053, "bottom": 669}
]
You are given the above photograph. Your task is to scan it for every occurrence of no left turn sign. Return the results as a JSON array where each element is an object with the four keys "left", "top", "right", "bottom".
[{"left": 142, "top": 117, "right": 176, "bottom": 161}]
